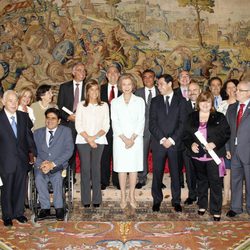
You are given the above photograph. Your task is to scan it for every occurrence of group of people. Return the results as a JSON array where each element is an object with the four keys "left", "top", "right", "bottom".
[{"left": 0, "top": 61, "right": 250, "bottom": 227}]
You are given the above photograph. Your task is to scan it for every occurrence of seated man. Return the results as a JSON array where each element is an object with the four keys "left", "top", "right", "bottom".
[{"left": 33, "top": 108, "right": 74, "bottom": 220}]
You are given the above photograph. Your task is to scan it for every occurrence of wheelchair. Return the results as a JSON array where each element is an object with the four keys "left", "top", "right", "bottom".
[{"left": 27, "top": 165, "right": 74, "bottom": 223}]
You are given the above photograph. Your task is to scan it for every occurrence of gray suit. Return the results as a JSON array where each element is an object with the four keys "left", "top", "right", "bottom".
[
  {"left": 33, "top": 125, "right": 74, "bottom": 209},
  {"left": 226, "top": 100, "right": 250, "bottom": 214},
  {"left": 135, "top": 86, "right": 159, "bottom": 184}
]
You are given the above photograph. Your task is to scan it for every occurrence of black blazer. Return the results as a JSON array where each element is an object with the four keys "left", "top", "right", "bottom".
[
  {"left": 100, "top": 84, "right": 122, "bottom": 106},
  {"left": 0, "top": 110, "right": 36, "bottom": 175},
  {"left": 149, "top": 93, "right": 187, "bottom": 150},
  {"left": 183, "top": 111, "right": 231, "bottom": 158},
  {"left": 57, "top": 80, "right": 85, "bottom": 125}
]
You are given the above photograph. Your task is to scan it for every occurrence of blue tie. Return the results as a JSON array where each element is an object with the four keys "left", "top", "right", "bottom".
[
  {"left": 11, "top": 116, "right": 17, "bottom": 138},
  {"left": 214, "top": 96, "right": 218, "bottom": 109},
  {"left": 49, "top": 131, "right": 54, "bottom": 147}
]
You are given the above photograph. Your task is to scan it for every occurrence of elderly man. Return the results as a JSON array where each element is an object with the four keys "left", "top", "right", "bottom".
[
  {"left": 0, "top": 90, "right": 36, "bottom": 227},
  {"left": 33, "top": 108, "right": 74, "bottom": 220},
  {"left": 226, "top": 80, "right": 250, "bottom": 217},
  {"left": 57, "top": 62, "right": 86, "bottom": 181}
]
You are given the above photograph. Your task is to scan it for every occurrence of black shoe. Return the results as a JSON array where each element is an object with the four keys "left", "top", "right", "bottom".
[
  {"left": 73, "top": 178, "right": 77, "bottom": 184},
  {"left": 93, "top": 204, "right": 100, "bottom": 208},
  {"left": 3, "top": 218, "right": 13, "bottom": 227},
  {"left": 101, "top": 184, "right": 107, "bottom": 190},
  {"left": 84, "top": 204, "right": 90, "bottom": 208},
  {"left": 198, "top": 209, "right": 206, "bottom": 216},
  {"left": 152, "top": 203, "right": 161, "bottom": 212},
  {"left": 181, "top": 184, "right": 185, "bottom": 188},
  {"left": 161, "top": 183, "right": 166, "bottom": 189},
  {"left": 55, "top": 208, "right": 64, "bottom": 221},
  {"left": 226, "top": 210, "right": 237, "bottom": 217},
  {"left": 38, "top": 209, "right": 50, "bottom": 218},
  {"left": 135, "top": 182, "right": 145, "bottom": 189},
  {"left": 213, "top": 215, "right": 221, "bottom": 221},
  {"left": 174, "top": 204, "right": 182, "bottom": 212},
  {"left": 16, "top": 215, "right": 28, "bottom": 223},
  {"left": 184, "top": 198, "right": 196, "bottom": 205},
  {"left": 115, "top": 184, "right": 120, "bottom": 190}
]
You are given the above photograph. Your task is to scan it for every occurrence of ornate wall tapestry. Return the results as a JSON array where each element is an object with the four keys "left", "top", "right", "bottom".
[{"left": 0, "top": 0, "right": 249, "bottom": 93}]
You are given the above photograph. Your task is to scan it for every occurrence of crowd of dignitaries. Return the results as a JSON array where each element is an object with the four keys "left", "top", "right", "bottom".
[{"left": 1, "top": 61, "right": 250, "bottom": 227}]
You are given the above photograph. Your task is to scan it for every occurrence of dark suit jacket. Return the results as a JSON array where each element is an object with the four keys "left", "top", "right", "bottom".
[
  {"left": 183, "top": 111, "right": 231, "bottom": 158},
  {"left": 0, "top": 110, "right": 36, "bottom": 175},
  {"left": 57, "top": 80, "right": 85, "bottom": 127},
  {"left": 174, "top": 87, "right": 183, "bottom": 98},
  {"left": 149, "top": 93, "right": 187, "bottom": 150},
  {"left": 135, "top": 86, "right": 160, "bottom": 137},
  {"left": 226, "top": 101, "right": 250, "bottom": 164}
]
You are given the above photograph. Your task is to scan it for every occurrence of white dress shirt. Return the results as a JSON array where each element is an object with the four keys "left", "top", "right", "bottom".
[
  {"left": 46, "top": 127, "right": 57, "bottom": 147},
  {"left": 145, "top": 86, "right": 156, "bottom": 103},
  {"left": 107, "top": 83, "right": 119, "bottom": 98}
]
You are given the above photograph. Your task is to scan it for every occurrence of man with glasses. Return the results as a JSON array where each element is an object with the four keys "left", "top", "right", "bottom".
[{"left": 226, "top": 80, "right": 250, "bottom": 217}]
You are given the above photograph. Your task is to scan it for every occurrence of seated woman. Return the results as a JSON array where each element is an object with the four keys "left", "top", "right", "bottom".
[
  {"left": 33, "top": 108, "right": 74, "bottom": 220},
  {"left": 75, "top": 79, "right": 110, "bottom": 208},
  {"left": 183, "top": 91, "right": 230, "bottom": 221}
]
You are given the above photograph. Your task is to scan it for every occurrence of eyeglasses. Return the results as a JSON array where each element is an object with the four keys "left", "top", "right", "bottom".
[{"left": 236, "top": 89, "right": 250, "bottom": 92}]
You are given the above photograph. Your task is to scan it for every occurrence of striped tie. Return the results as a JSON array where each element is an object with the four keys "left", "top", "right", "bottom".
[
  {"left": 49, "top": 131, "right": 54, "bottom": 147},
  {"left": 11, "top": 116, "right": 17, "bottom": 138}
]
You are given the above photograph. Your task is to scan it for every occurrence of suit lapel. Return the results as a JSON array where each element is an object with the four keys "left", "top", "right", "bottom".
[
  {"left": 1, "top": 110, "right": 17, "bottom": 139},
  {"left": 241, "top": 102, "right": 250, "bottom": 124},
  {"left": 50, "top": 126, "right": 62, "bottom": 147},
  {"left": 81, "top": 81, "right": 85, "bottom": 101}
]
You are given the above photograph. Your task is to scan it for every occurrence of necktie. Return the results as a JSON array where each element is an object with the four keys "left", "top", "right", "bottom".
[
  {"left": 11, "top": 116, "right": 17, "bottom": 138},
  {"left": 49, "top": 130, "right": 54, "bottom": 147},
  {"left": 73, "top": 83, "right": 80, "bottom": 112},
  {"left": 236, "top": 103, "right": 245, "bottom": 130},
  {"left": 182, "top": 89, "right": 188, "bottom": 99},
  {"left": 147, "top": 89, "right": 152, "bottom": 105},
  {"left": 109, "top": 86, "right": 115, "bottom": 103},
  {"left": 165, "top": 96, "right": 170, "bottom": 115},
  {"left": 192, "top": 102, "right": 196, "bottom": 110},
  {"left": 214, "top": 96, "right": 218, "bottom": 109}
]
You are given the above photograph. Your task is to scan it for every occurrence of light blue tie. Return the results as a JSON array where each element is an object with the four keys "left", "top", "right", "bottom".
[
  {"left": 214, "top": 96, "right": 218, "bottom": 109},
  {"left": 11, "top": 116, "right": 17, "bottom": 138}
]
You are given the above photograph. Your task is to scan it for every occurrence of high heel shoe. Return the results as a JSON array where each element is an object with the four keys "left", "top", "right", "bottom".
[
  {"left": 198, "top": 209, "right": 206, "bottom": 216},
  {"left": 120, "top": 200, "right": 127, "bottom": 209},
  {"left": 213, "top": 215, "right": 221, "bottom": 221},
  {"left": 129, "top": 200, "right": 137, "bottom": 209}
]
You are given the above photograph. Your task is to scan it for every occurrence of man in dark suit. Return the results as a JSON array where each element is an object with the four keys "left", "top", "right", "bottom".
[
  {"left": 134, "top": 69, "right": 160, "bottom": 189},
  {"left": 33, "top": 108, "right": 74, "bottom": 220},
  {"left": 174, "top": 70, "right": 191, "bottom": 188},
  {"left": 226, "top": 80, "right": 250, "bottom": 217},
  {"left": 100, "top": 64, "right": 122, "bottom": 190},
  {"left": 0, "top": 90, "right": 36, "bottom": 227},
  {"left": 57, "top": 62, "right": 86, "bottom": 180},
  {"left": 183, "top": 80, "right": 201, "bottom": 205},
  {"left": 208, "top": 76, "right": 223, "bottom": 110},
  {"left": 149, "top": 74, "right": 186, "bottom": 213}
]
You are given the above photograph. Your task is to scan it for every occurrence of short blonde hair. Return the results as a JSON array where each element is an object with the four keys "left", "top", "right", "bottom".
[
  {"left": 117, "top": 73, "right": 137, "bottom": 92},
  {"left": 18, "top": 87, "right": 34, "bottom": 105}
]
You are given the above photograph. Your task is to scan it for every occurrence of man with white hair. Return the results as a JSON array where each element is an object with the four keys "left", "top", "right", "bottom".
[{"left": 0, "top": 90, "right": 36, "bottom": 227}]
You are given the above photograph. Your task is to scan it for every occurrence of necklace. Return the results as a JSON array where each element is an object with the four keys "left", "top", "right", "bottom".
[{"left": 39, "top": 101, "right": 49, "bottom": 110}]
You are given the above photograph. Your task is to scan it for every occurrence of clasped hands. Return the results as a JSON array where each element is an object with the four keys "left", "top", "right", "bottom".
[
  {"left": 121, "top": 136, "right": 135, "bottom": 149},
  {"left": 40, "top": 160, "right": 55, "bottom": 174},
  {"left": 86, "top": 135, "right": 97, "bottom": 148},
  {"left": 191, "top": 142, "right": 216, "bottom": 153}
]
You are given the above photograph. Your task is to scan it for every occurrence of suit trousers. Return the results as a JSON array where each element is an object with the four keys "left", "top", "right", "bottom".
[
  {"left": 1, "top": 165, "right": 26, "bottom": 220},
  {"left": 34, "top": 169, "right": 63, "bottom": 209},
  {"left": 231, "top": 150, "right": 250, "bottom": 214},
  {"left": 137, "top": 135, "right": 151, "bottom": 184},
  {"left": 77, "top": 144, "right": 104, "bottom": 206},
  {"left": 192, "top": 159, "right": 223, "bottom": 215},
  {"left": 152, "top": 147, "right": 181, "bottom": 205},
  {"left": 100, "top": 130, "right": 119, "bottom": 187}
]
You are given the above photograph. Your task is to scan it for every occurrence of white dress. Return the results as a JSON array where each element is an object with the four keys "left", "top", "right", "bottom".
[{"left": 111, "top": 94, "right": 145, "bottom": 172}]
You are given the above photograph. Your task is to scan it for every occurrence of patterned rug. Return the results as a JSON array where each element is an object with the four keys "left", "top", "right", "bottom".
[{"left": 1, "top": 220, "right": 250, "bottom": 249}]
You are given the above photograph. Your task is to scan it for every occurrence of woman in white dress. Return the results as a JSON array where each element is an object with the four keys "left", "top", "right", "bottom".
[
  {"left": 217, "top": 79, "right": 239, "bottom": 205},
  {"left": 111, "top": 73, "right": 145, "bottom": 209}
]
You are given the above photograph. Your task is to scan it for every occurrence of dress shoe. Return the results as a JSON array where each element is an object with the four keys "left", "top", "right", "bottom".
[
  {"left": 93, "top": 204, "right": 100, "bottom": 208},
  {"left": 174, "top": 204, "right": 182, "bottom": 212},
  {"left": 55, "top": 208, "right": 64, "bottom": 221},
  {"left": 38, "top": 209, "right": 51, "bottom": 218},
  {"left": 84, "top": 204, "right": 90, "bottom": 208},
  {"left": 198, "top": 209, "right": 206, "bottom": 215},
  {"left": 213, "top": 215, "right": 221, "bottom": 221},
  {"left": 16, "top": 216, "right": 28, "bottom": 223},
  {"left": 101, "top": 184, "right": 107, "bottom": 190},
  {"left": 135, "top": 182, "right": 145, "bottom": 189},
  {"left": 152, "top": 203, "right": 161, "bottom": 212},
  {"left": 226, "top": 210, "right": 237, "bottom": 217},
  {"left": 184, "top": 197, "right": 196, "bottom": 205},
  {"left": 161, "top": 183, "right": 166, "bottom": 189},
  {"left": 116, "top": 184, "right": 120, "bottom": 190},
  {"left": 3, "top": 218, "right": 13, "bottom": 227}
]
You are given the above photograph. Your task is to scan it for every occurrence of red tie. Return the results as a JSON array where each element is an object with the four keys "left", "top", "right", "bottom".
[
  {"left": 236, "top": 103, "right": 245, "bottom": 130},
  {"left": 109, "top": 86, "right": 115, "bottom": 103}
]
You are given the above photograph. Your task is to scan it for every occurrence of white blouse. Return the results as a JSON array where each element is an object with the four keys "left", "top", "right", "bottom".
[{"left": 75, "top": 101, "right": 110, "bottom": 144}]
